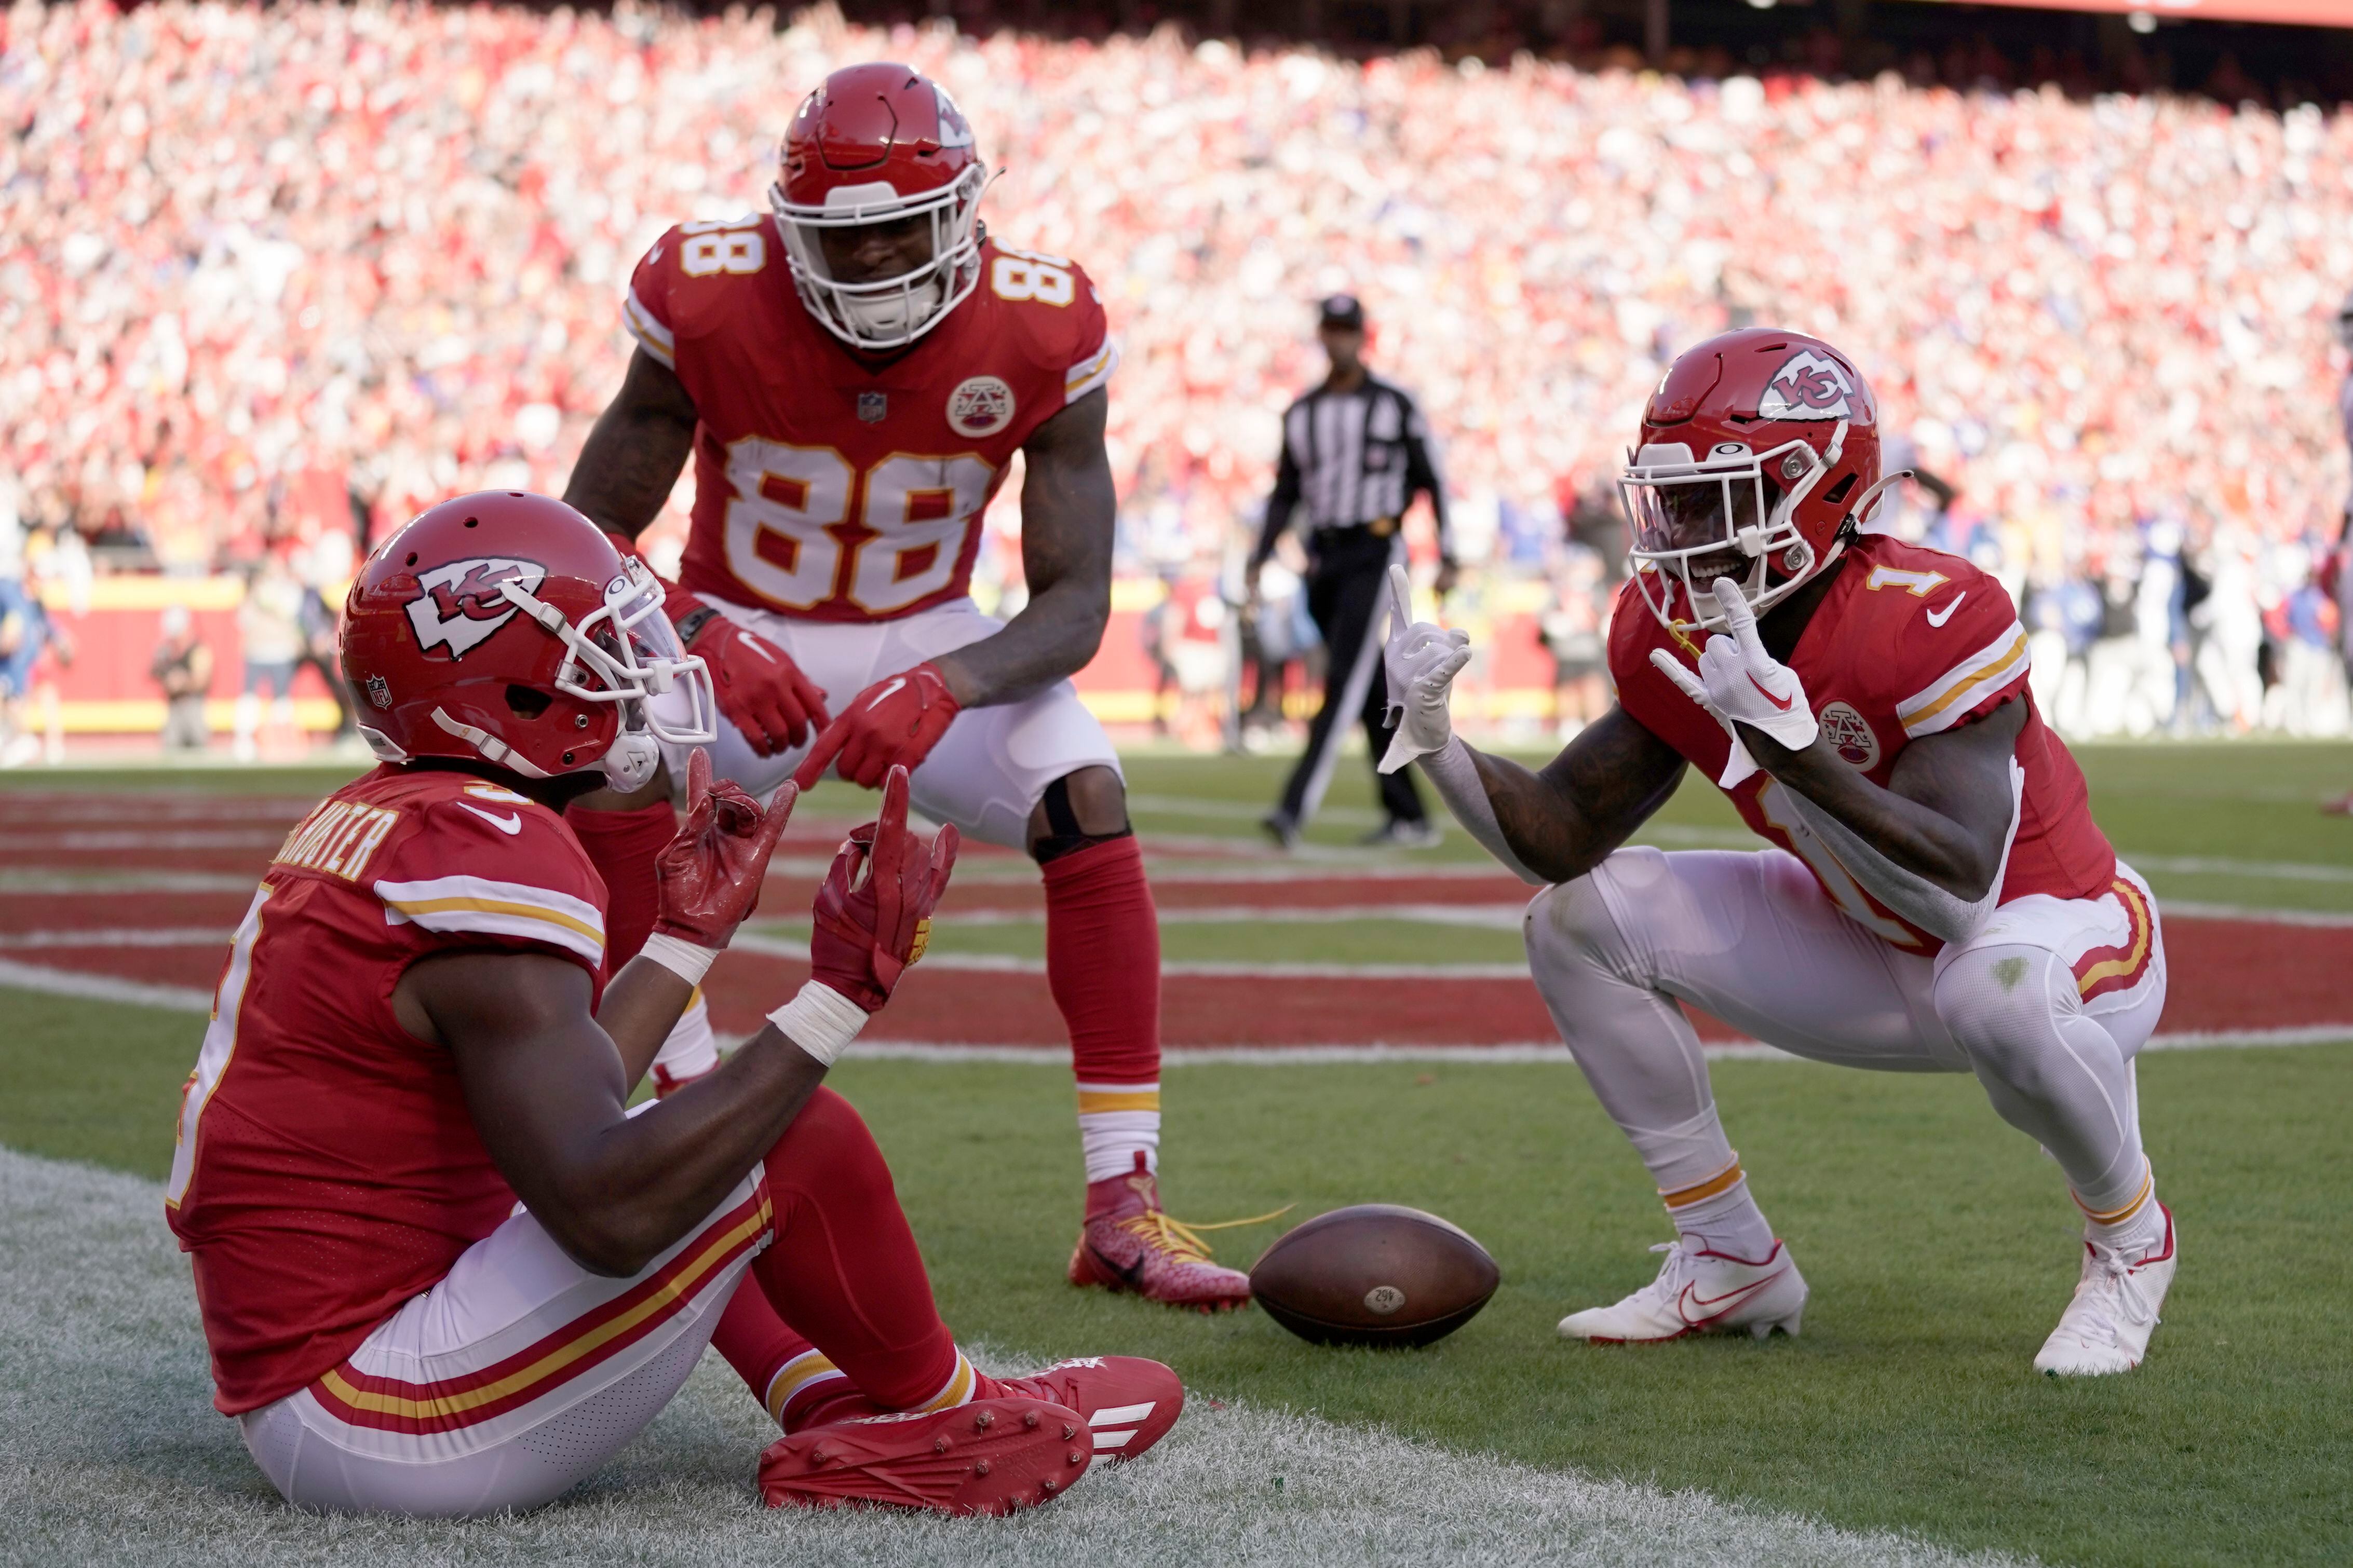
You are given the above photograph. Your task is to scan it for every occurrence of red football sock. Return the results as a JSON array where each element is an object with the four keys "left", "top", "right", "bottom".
[
  {"left": 1042, "top": 837, "right": 1164, "bottom": 1188},
  {"left": 748, "top": 1086, "right": 963, "bottom": 1414},
  {"left": 710, "top": 1279, "right": 818, "bottom": 1426},
  {"left": 564, "top": 798, "right": 677, "bottom": 971}
]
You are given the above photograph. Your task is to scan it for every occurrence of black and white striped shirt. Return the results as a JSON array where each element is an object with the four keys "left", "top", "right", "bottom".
[{"left": 1252, "top": 374, "right": 1449, "bottom": 565}]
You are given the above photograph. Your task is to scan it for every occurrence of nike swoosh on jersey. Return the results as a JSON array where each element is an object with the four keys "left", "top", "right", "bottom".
[
  {"left": 455, "top": 802, "right": 523, "bottom": 835},
  {"left": 1926, "top": 592, "right": 1967, "bottom": 628},
  {"left": 1745, "top": 672, "right": 1796, "bottom": 712},
  {"left": 864, "top": 676, "right": 909, "bottom": 711}
]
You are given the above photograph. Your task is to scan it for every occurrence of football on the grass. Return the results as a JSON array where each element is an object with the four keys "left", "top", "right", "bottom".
[{"left": 1248, "top": 1205, "right": 1500, "bottom": 1347}]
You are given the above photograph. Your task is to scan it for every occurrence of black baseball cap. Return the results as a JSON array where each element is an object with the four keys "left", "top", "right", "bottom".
[{"left": 1318, "top": 294, "right": 1365, "bottom": 330}]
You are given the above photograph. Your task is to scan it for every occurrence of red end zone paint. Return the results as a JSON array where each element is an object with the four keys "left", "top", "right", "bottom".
[{"left": 5, "top": 792, "right": 2350, "bottom": 1049}]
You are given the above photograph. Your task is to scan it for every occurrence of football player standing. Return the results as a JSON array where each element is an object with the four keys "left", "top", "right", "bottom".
[
  {"left": 170, "top": 493, "right": 1181, "bottom": 1516},
  {"left": 1383, "top": 329, "right": 2174, "bottom": 1375},
  {"left": 560, "top": 63, "right": 1254, "bottom": 1319}
]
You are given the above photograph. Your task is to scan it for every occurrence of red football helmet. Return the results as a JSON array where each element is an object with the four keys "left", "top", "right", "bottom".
[
  {"left": 1620, "top": 328, "right": 1904, "bottom": 636},
  {"left": 769, "top": 61, "right": 988, "bottom": 351},
  {"left": 340, "top": 493, "right": 714, "bottom": 791}
]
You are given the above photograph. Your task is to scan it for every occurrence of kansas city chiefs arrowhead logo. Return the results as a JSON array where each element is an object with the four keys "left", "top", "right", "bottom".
[
  {"left": 404, "top": 557, "right": 547, "bottom": 659},
  {"left": 1756, "top": 349, "right": 1862, "bottom": 421}
]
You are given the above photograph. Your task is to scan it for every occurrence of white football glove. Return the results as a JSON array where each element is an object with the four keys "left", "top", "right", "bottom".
[
  {"left": 1647, "top": 577, "right": 1818, "bottom": 788},
  {"left": 1378, "top": 563, "right": 1471, "bottom": 775}
]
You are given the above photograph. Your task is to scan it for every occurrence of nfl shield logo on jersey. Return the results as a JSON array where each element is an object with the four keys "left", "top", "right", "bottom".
[
  {"left": 946, "top": 376, "right": 1016, "bottom": 438},
  {"left": 858, "top": 391, "right": 887, "bottom": 424},
  {"left": 403, "top": 557, "right": 547, "bottom": 660}
]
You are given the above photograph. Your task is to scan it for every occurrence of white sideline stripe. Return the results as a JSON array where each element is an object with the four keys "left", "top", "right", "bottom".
[
  {"left": 0, "top": 957, "right": 216, "bottom": 1013},
  {"left": 0, "top": 928, "right": 229, "bottom": 949},
  {"left": 0, "top": 1143, "right": 2022, "bottom": 1568}
]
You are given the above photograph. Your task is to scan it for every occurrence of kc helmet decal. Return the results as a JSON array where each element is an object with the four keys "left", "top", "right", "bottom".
[
  {"left": 1756, "top": 349, "right": 1862, "bottom": 421},
  {"left": 403, "top": 557, "right": 548, "bottom": 659}
]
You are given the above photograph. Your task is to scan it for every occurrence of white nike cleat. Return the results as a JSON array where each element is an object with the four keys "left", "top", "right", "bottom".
[
  {"left": 2034, "top": 1204, "right": 2175, "bottom": 1377},
  {"left": 1558, "top": 1238, "right": 1807, "bottom": 1344}
]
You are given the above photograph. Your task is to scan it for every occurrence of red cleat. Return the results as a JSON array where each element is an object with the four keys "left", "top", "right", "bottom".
[
  {"left": 989, "top": 1356, "right": 1184, "bottom": 1464},
  {"left": 1066, "top": 1155, "right": 1272, "bottom": 1312},
  {"left": 759, "top": 1397, "right": 1092, "bottom": 1517}
]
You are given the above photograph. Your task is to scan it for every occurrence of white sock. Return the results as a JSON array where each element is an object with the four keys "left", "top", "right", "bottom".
[
  {"left": 2081, "top": 1164, "right": 2166, "bottom": 1259},
  {"left": 1077, "top": 1081, "right": 1160, "bottom": 1183},
  {"left": 1664, "top": 1159, "right": 1776, "bottom": 1261}
]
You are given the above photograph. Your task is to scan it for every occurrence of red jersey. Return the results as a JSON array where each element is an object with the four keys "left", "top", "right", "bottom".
[
  {"left": 624, "top": 219, "right": 1117, "bottom": 622},
  {"left": 165, "top": 767, "right": 607, "bottom": 1414},
  {"left": 1611, "top": 535, "right": 2116, "bottom": 954}
]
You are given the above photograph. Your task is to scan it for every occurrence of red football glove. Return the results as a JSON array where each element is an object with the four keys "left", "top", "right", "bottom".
[
  {"left": 792, "top": 661, "right": 960, "bottom": 793},
  {"left": 808, "top": 764, "right": 959, "bottom": 1012},
  {"left": 666, "top": 588, "right": 831, "bottom": 757},
  {"left": 651, "top": 748, "right": 798, "bottom": 950}
]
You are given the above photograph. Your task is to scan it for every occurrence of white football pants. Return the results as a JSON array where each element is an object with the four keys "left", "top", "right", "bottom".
[
  {"left": 653, "top": 595, "right": 1123, "bottom": 849},
  {"left": 237, "top": 1170, "right": 767, "bottom": 1517},
  {"left": 1522, "top": 847, "right": 2165, "bottom": 1216}
]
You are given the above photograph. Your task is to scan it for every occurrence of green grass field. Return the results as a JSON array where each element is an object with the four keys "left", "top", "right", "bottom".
[{"left": 4, "top": 741, "right": 2352, "bottom": 1565}]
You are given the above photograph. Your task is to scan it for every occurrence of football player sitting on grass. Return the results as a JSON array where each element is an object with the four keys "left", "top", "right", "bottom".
[{"left": 165, "top": 492, "right": 1180, "bottom": 1518}]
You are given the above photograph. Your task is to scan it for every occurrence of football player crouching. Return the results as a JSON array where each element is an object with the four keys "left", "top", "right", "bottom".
[
  {"left": 1381, "top": 329, "right": 2174, "bottom": 1376},
  {"left": 560, "top": 61, "right": 1256, "bottom": 1316},
  {"left": 165, "top": 492, "right": 1181, "bottom": 1518}
]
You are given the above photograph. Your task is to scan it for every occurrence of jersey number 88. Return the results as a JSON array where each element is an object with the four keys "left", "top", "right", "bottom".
[{"left": 718, "top": 439, "right": 996, "bottom": 615}]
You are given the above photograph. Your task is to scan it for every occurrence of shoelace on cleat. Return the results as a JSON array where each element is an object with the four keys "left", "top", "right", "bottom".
[
  {"left": 2067, "top": 1243, "right": 2159, "bottom": 1341},
  {"left": 1115, "top": 1204, "right": 1293, "bottom": 1265},
  {"left": 1629, "top": 1240, "right": 1697, "bottom": 1308}
]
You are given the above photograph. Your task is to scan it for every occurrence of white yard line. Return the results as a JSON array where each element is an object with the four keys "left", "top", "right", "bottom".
[
  {"left": 2129, "top": 854, "right": 2353, "bottom": 883},
  {"left": 727, "top": 932, "right": 1531, "bottom": 979},
  {"left": 2156, "top": 901, "right": 2353, "bottom": 928},
  {"left": 0, "top": 872, "right": 258, "bottom": 894},
  {"left": 835, "top": 905, "right": 1532, "bottom": 929},
  {"left": 4, "top": 953, "right": 2340, "bottom": 1062},
  {"left": 0, "top": 829, "right": 289, "bottom": 851},
  {"left": 0, "top": 1144, "right": 2023, "bottom": 1568}
]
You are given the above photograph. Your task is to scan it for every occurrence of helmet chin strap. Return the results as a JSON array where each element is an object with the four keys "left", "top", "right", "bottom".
[{"left": 430, "top": 708, "right": 553, "bottom": 780}]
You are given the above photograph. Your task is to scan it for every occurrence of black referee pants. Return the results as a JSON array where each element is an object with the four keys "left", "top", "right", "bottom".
[{"left": 1276, "top": 532, "right": 1427, "bottom": 828}]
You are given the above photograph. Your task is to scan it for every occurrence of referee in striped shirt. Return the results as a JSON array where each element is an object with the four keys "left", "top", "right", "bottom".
[{"left": 1249, "top": 295, "right": 1456, "bottom": 850}]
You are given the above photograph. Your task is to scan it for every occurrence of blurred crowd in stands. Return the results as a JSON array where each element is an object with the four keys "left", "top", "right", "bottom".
[{"left": 2, "top": 0, "right": 2351, "bottom": 753}]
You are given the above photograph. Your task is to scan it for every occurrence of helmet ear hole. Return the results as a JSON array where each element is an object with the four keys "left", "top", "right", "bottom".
[
  {"left": 504, "top": 684, "right": 553, "bottom": 719},
  {"left": 1821, "top": 472, "right": 1858, "bottom": 508}
]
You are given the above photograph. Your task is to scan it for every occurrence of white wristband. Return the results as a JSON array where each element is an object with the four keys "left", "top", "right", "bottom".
[
  {"left": 767, "top": 981, "right": 869, "bottom": 1068},
  {"left": 637, "top": 932, "right": 718, "bottom": 987}
]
